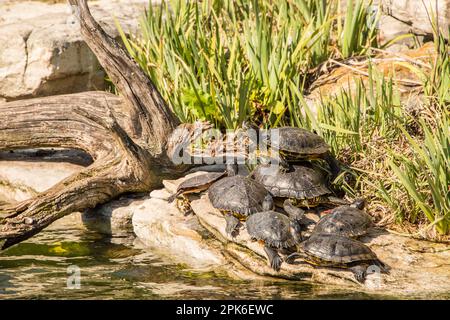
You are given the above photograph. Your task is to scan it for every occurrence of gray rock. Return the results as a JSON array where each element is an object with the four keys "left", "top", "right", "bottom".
[
  {"left": 0, "top": 158, "right": 82, "bottom": 202},
  {"left": 132, "top": 197, "right": 227, "bottom": 268},
  {"left": 83, "top": 197, "right": 137, "bottom": 236},
  {"left": 150, "top": 188, "right": 172, "bottom": 200},
  {"left": 340, "top": 0, "right": 449, "bottom": 42},
  {"left": 0, "top": 0, "right": 151, "bottom": 101},
  {"left": 0, "top": 150, "right": 133, "bottom": 237},
  {"left": 381, "top": 0, "right": 449, "bottom": 38}
]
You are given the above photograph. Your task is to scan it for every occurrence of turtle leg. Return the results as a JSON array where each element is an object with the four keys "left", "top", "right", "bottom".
[
  {"left": 350, "top": 265, "right": 367, "bottom": 283},
  {"left": 224, "top": 214, "right": 241, "bottom": 237},
  {"left": 167, "top": 190, "right": 181, "bottom": 203},
  {"left": 279, "top": 247, "right": 296, "bottom": 256},
  {"left": 279, "top": 246, "right": 297, "bottom": 264},
  {"left": 278, "top": 157, "right": 290, "bottom": 173},
  {"left": 226, "top": 163, "right": 238, "bottom": 176},
  {"left": 264, "top": 245, "right": 283, "bottom": 271},
  {"left": 176, "top": 196, "right": 193, "bottom": 216},
  {"left": 283, "top": 199, "right": 305, "bottom": 222},
  {"left": 262, "top": 194, "right": 274, "bottom": 211}
]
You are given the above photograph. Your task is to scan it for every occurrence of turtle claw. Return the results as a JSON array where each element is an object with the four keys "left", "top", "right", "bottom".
[
  {"left": 264, "top": 245, "right": 282, "bottom": 272},
  {"left": 271, "top": 256, "right": 283, "bottom": 271}
]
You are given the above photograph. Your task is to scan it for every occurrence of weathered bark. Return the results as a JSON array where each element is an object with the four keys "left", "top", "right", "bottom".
[
  {"left": 0, "top": 0, "right": 195, "bottom": 249},
  {"left": 68, "top": 0, "right": 180, "bottom": 153}
]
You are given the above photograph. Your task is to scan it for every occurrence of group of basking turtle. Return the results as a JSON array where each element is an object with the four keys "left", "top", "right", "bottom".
[{"left": 169, "top": 126, "right": 389, "bottom": 283}]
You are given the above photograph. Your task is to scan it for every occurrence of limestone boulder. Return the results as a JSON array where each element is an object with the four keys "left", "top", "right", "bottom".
[
  {"left": 340, "top": 0, "right": 449, "bottom": 43},
  {"left": 0, "top": 151, "right": 84, "bottom": 202},
  {"left": 83, "top": 196, "right": 138, "bottom": 236},
  {"left": 0, "top": 0, "right": 151, "bottom": 101},
  {"left": 381, "top": 0, "right": 449, "bottom": 38},
  {"left": 132, "top": 197, "right": 227, "bottom": 269}
]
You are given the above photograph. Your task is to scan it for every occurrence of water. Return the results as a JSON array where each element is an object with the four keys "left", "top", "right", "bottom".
[{"left": 0, "top": 216, "right": 397, "bottom": 300}]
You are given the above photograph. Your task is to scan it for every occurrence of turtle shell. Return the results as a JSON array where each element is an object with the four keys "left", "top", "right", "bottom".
[
  {"left": 252, "top": 165, "right": 330, "bottom": 199},
  {"left": 246, "top": 211, "right": 296, "bottom": 249},
  {"left": 301, "top": 233, "right": 378, "bottom": 265},
  {"left": 176, "top": 172, "right": 226, "bottom": 193},
  {"left": 313, "top": 205, "right": 373, "bottom": 237},
  {"left": 208, "top": 175, "right": 269, "bottom": 216},
  {"left": 266, "top": 127, "right": 330, "bottom": 156}
]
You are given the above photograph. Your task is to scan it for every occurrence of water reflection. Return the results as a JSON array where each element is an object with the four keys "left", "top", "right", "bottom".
[{"left": 0, "top": 220, "right": 396, "bottom": 300}]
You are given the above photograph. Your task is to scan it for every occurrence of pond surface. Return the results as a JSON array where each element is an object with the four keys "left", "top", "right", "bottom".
[{"left": 0, "top": 217, "right": 398, "bottom": 300}]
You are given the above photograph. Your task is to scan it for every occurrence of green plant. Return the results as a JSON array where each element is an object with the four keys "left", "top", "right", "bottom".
[
  {"left": 337, "top": 0, "right": 380, "bottom": 58},
  {"left": 390, "top": 113, "right": 449, "bottom": 235},
  {"left": 303, "top": 63, "right": 403, "bottom": 155},
  {"left": 388, "top": 29, "right": 450, "bottom": 235},
  {"left": 115, "top": 0, "right": 449, "bottom": 237},
  {"left": 297, "top": 59, "right": 449, "bottom": 236},
  {"left": 116, "top": 0, "right": 381, "bottom": 129}
]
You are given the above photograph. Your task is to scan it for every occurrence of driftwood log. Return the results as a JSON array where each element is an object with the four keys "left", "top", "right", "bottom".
[{"left": 0, "top": 0, "right": 200, "bottom": 249}]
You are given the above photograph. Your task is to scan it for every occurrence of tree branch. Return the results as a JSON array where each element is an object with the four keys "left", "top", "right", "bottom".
[{"left": 67, "top": 0, "right": 180, "bottom": 153}]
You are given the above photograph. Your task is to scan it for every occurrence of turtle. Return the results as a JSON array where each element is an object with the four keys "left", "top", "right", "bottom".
[
  {"left": 168, "top": 171, "right": 227, "bottom": 215},
  {"left": 208, "top": 175, "right": 273, "bottom": 237},
  {"left": 168, "top": 164, "right": 238, "bottom": 215},
  {"left": 286, "top": 233, "right": 389, "bottom": 283},
  {"left": 251, "top": 164, "right": 348, "bottom": 212},
  {"left": 266, "top": 126, "right": 330, "bottom": 160},
  {"left": 313, "top": 199, "right": 374, "bottom": 238},
  {"left": 246, "top": 206, "right": 304, "bottom": 271},
  {"left": 243, "top": 123, "right": 341, "bottom": 176}
]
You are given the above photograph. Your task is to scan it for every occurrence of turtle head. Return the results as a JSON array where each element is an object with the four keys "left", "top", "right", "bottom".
[
  {"left": 262, "top": 194, "right": 274, "bottom": 211},
  {"left": 351, "top": 198, "right": 366, "bottom": 210}
]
